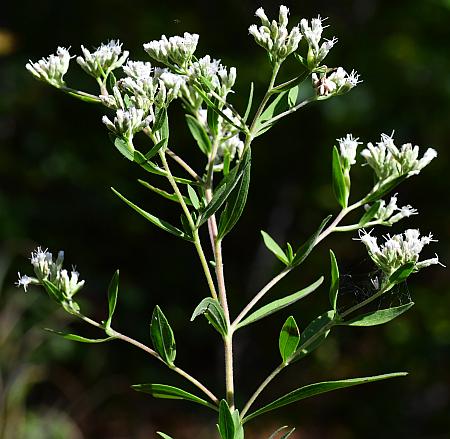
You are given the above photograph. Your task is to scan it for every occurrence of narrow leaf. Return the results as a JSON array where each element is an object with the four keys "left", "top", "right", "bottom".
[
  {"left": 157, "top": 433, "right": 173, "bottom": 439},
  {"left": 364, "top": 175, "right": 408, "bottom": 204},
  {"left": 45, "top": 328, "right": 115, "bottom": 343},
  {"left": 42, "top": 279, "right": 64, "bottom": 303},
  {"left": 237, "top": 277, "right": 323, "bottom": 329},
  {"left": 191, "top": 298, "right": 228, "bottom": 337},
  {"left": 187, "top": 185, "right": 201, "bottom": 210},
  {"left": 218, "top": 400, "right": 235, "bottom": 439},
  {"left": 261, "top": 231, "right": 289, "bottom": 265},
  {"left": 279, "top": 316, "right": 300, "bottom": 363},
  {"left": 329, "top": 250, "right": 339, "bottom": 311},
  {"left": 143, "top": 138, "right": 167, "bottom": 160},
  {"left": 332, "top": 146, "right": 348, "bottom": 208},
  {"left": 112, "top": 187, "right": 191, "bottom": 241},
  {"left": 138, "top": 179, "right": 192, "bottom": 205},
  {"left": 358, "top": 200, "right": 381, "bottom": 226},
  {"left": 106, "top": 270, "right": 119, "bottom": 328},
  {"left": 343, "top": 302, "right": 414, "bottom": 326},
  {"left": 389, "top": 261, "right": 416, "bottom": 285},
  {"left": 218, "top": 157, "right": 251, "bottom": 239},
  {"left": 243, "top": 372, "right": 408, "bottom": 423},
  {"left": 243, "top": 82, "right": 254, "bottom": 122},
  {"left": 186, "top": 114, "right": 211, "bottom": 155},
  {"left": 132, "top": 383, "right": 216, "bottom": 410},
  {"left": 153, "top": 107, "right": 167, "bottom": 133},
  {"left": 114, "top": 137, "right": 134, "bottom": 161},
  {"left": 232, "top": 410, "right": 244, "bottom": 439},
  {"left": 291, "top": 215, "right": 332, "bottom": 267},
  {"left": 150, "top": 306, "right": 176, "bottom": 365},
  {"left": 291, "top": 310, "right": 334, "bottom": 362}
]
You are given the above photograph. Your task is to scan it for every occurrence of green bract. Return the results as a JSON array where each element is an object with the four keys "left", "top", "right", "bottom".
[{"left": 18, "top": 3, "right": 440, "bottom": 437}]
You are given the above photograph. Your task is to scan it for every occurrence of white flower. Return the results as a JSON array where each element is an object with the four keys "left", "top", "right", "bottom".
[
  {"left": 16, "top": 273, "right": 37, "bottom": 292},
  {"left": 364, "top": 194, "right": 418, "bottom": 225},
  {"left": 313, "top": 68, "right": 361, "bottom": 97},
  {"left": 249, "top": 5, "right": 302, "bottom": 62},
  {"left": 358, "top": 229, "right": 441, "bottom": 277},
  {"left": 361, "top": 133, "right": 437, "bottom": 181},
  {"left": 102, "top": 108, "right": 153, "bottom": 139},
  {"left": 26, "top": 47, "right": 71, "bottom": 88},
  {"left": 300, "top": 16, "right": 336, "bottom": 66},
  {"left": 337, "top": 134, "right": 362, "bottom": 167},
  {"left": 123, "top": 60, "right": 153, "bottom": 79},
  {"left": 143, "top": 32, "right": 199, "bottom": 68},
  {"left": 58, "top": 269, "right": 85, "bottom": 297},
  {"left": 77, "top": 40, "right": 129, "bottom": 79}
]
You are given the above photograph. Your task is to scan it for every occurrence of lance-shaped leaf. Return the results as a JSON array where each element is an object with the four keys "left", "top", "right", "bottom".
[
  {"left": 105, "top": 270, "right": 119, "bottom": 329},
  {"left": 358, "top": 200, "right": 382, "bottom": 227},
  {"left": 114, "top": 137, "right": 134, "bottom": 161},
  {"left": 131, "top": 383, "right": 217, "bottom": 410},
  {"left": 243, "top": 82, "right": 254, "bottom": 122},
  {"left": 279, "top": 316, "right": 300, "bottom": 364},
  {"left": 389, "top": 262, "right": 416, "bottom": 285},
  {"left": 42, "top": 279, "right": 64, "bottom": 303},
  {"left": 363, "top": 175, "right": 408, "bottom": 204},
  {"left": 329, "top": 250, "right": 339, "bottom": 311},
  {"left": 260, "top": 231, "right": 289, "bottom": 265},
  {"left": 232, "top": 410, "right": 244, "bottom": 439},
  {"left": 112, "top": 188, "right": 191, "bottom": 241},
  {"left": 290, "top": 310, "right": 334, "bottom": 363},
  {"left": 191, "top": 298, "right": 228, "bottom": 337},
  {"left": 157, "top": 433, "right": 173, "bottom": 439},
  {"left": 269, "top": 426, "right": 296, "bottom": 439},
  {"left": 140, "top": 138, "right": 167, "bottom": 161},
  {"left": 198, "top": 149, "right": 250, "bottom": 227},
  {"left": 342, "top": 302, "right": 414, "bottom": 326},
  {"left": 150, "top": 306, "right": 176, "bottom": 366},
  {"left": 186, "top": 114, "right": 211, "bottom": 155},
  {"left": 218, "top": 400, "right": 235, "bottom": 439},
  {"left": 243, "top": 372, "right": 408, "bottom": 423},
  {"left": 236, "top": 277, "right": 323, "bottom": 329},
  {"left": 138, "top": 179, "right": 192, "bottom": 205},
  {"left": 218, "top": 158, "right": 251, "bottom": 239},
  {"left": 290, "top": 216, "right": 332, "bottom": 267},
  {"left": 332, "top": 146, "right": 348, "bottom": 208},
  {"left": 45, "top": 328, "right": 115, "bottom": 343},
  {"left": 187, "top": 185, "right": 201, "bottom": 210},
  {"left": 154, "top": 107, "right": 168, "bottom": 134}
]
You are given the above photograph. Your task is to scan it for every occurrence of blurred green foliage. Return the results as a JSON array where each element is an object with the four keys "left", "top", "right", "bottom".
[{"left": 1, "top": 0, "right": 449, "bottom": 437}]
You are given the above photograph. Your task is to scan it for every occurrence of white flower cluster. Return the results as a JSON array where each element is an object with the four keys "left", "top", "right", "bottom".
[
  {"left": 16, "top": 247, "right": 84, "bottom": 298},
  {"left": 188, "top": 55, "right": 236, "bottom": 97},
  {"left": 361, "top": 133, "right": 437, "bottom": 181},
  {"left": 300, "top": 16, "right": 337, "bottom": 67},
  {"left": 249, "top": 5, "right": 302, "bottom": 62},
  {"left": 144, "top": 32, "right": 199, "bottom": 68},
  {"left": 77, "top": 40, "right": 129, "bottom": 79},
  {"left": 337, "top": 134, "right": 362, "bottom": 168},
  {"left": 313, "top": 67, "right": 361, "bottom": 97},
  {"left": 359, "top": 229, "right": 440, "bottom": 277},
  {"left": 26, "top": 47, "right": 71, "bottom": 88},
  {"left": 364, "top": 194, "right": 418, "bottom": 226},
  {"left": 123, "top": 60, "right": 153, "bottom": 79},
  {"left": 102, "top": 108, "right": 153, "bottom": 139}
]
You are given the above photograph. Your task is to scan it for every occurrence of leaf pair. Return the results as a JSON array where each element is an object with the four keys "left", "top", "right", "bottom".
[
  {"left": 151, "top": 305, "right": 176, "bottom": 366},
  {"left": 218, "top": 400, "right": 244, "bottom": 439},
  {"left": 191, "top": 298, "right": 228, "bottom": 337}
]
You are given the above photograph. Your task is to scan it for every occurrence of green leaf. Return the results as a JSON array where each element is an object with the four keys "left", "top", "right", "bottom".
[
  {"left": 364, "top": 175, "right": 408, "bottom": 204},
  {"left": 279, "top": 316, "right": 300, "bottom": 363},
  {"left": 389, "top": 261, "right": 416, "bottom": 285},
  {"left": 45, "top": 328, "right": 115, "bottom": 343},
  {"left": 150, "top": 306, "right": 176, "bottom": 366},
  {"left": 198, "top": 149, "right": 250, "bottom": 227},
  {"left": 232, "top": 410, "right": 244, "bottom": 439},
  {"left": 358, "top": 200, "right": 382, "bottom": 226},
  {"left": 186, "top": 114, "right": 211, "bottom": 155},
  {"left": 237, "top": 277, "right": 324, "bottom": 329},
  {"left": 105, "top": 270, "right": 119, "bottom": 329},
  {"left": 138, "top": 179, "right": 192, "bottom": 205},
  {"left": 112, "top": 187, "right": 191, "bottom": 241},
  {"left": 218, "top": 400, "right": 235, "bottom": 439},
  {"left": 218, "top": 157, "right": 251, "bottom": 239},
  {"left": 187, "top": 185, "right": 201, "bottom": 210},
  {"left": 329, "top": 250, "right": 339, "bottom": 311},
  {"left": 343, "top": 302, "right": 414, "bottom": 326},
  {"left": 131, "top": 383, "right": 216, "bottom": 410},
  {"left": 153, "top": 107, "right": 167, "bottom": 133},
  {"left": 243, "top": 82, "right": 254, "bottom": 122},
  {"left": 290, "top": 215, "right": 332, "bottom": 267},
  {"left": 290, "top": 310, "right": 334, "bottom": 363},
  {"left": 114, "top": 137, "right": 134, "bottom": 161},
  {"left": 332, "top": 145, "right": 348, "bottom": 208},
  {"left": 191, "top": 298, "right": 228, "bottom": 337},
  {"left": 156, "top": 433, "right": 174, "bottom": 439},
  {"left": 243, "top": 372, "right": 408, "bottom": 423},
  {"left": 142, "top": 138, "right": 167, "bottom": 161},
  {"left": 42, "top": 279, "right": 64, "bottom": 303},
  {"left": 269, "top": 426, "right": 296, "bottom": 439},
  {"left": 260, "top": 231, "right": 289, "bottom": 265}
]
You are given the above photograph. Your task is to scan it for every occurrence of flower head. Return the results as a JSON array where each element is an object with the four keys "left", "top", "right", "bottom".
[
  {"left": 77, "top": 40, "right": 129, "bottom": 79},
  {"left": 364, "top": 194, "right": 418, "bottom": 226},
  {"left": 300, "top": 16, "right": 336, "bottom": 67},
  {"left": 249, "top": 5, "right": 302, "bottom": 62},
  {"left": 337, "top": 134, "right": 362, "bottom": 168},
  {"left": 358, "top": 229, "right": 441, "bottom": 277},
  {"left": 26, "top": 47, "right": 71, "bottom": 88},
  {"left": 102, "top": 108, "right": 153, "bottom": 139},
  {"left": 361, "top": 133, "right": 437, "bottom": 181},
  {"left": 123, "top": 60, "right": 153, "bottom": 79},
  {"left": 313, "top": 68, "right": 361, "bottom": 97}
]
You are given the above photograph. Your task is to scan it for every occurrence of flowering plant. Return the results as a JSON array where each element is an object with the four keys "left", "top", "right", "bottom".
[{"left": 20, "top": 5, "right": 441, "bottom": 437}]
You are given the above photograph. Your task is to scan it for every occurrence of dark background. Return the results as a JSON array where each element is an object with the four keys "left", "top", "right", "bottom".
[{"left": 1, "top": 0, "right": 449, "bottom": 438}]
